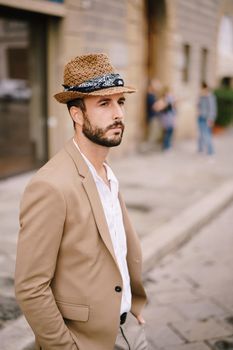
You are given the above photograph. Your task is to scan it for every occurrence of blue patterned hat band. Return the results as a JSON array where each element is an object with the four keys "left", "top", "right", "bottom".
[
  {"left": 63, "top": 73, "right": 124, "bottom": 93},
  {"left": 54, "top": 53, "right": 135, "bottom": 103}
]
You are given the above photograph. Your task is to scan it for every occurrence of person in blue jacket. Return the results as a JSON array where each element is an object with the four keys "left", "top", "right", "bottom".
[{"left": 197, "top": 82, "right": 217, "bottom": 155}]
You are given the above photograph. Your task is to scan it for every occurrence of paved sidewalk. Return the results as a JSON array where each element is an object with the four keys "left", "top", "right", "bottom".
[
  {"left": 0, "top": 129, "right": 233, "bottom": 348},
  {"left": 143, "top": 201, "right": 233, "bottom": 349}
]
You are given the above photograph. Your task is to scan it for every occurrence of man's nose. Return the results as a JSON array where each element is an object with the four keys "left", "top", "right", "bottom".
[{"left": 112, "top": 103, "right": 124, "bottom": 120}]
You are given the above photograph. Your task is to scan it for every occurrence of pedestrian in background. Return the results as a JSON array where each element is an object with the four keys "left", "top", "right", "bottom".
[
  {"left": 197, "top": 81, "right": 217, "bottom": 156},
  {"left": 15, "top": 53, "right": 148, "bottom": 350},
  {"left": 146, "top": 78, "right": 162, "bottom": 146},
  {"left": 154, "top": 86, "right": 176, "bottom": 151}
]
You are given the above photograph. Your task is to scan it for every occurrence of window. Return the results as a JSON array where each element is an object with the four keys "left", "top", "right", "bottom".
[
  {"left": 218, "top": 15, "right": 233, "bottom": 55},
  {"left": 47, "top": 0, "right": 64, "bottom": 3},
  {"left": 7, "top": 48, "right": 29, "bottom": 80},
  {"left": 200, "top": 48, "right": 208, "bottom": 83},
  {"left": 182, "top": 44, "right": 190, "bottom": 83}
]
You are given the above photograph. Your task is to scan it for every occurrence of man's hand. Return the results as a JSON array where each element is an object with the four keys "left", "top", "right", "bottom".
[{"left": 136, "top": 314, "right": 146, "bottom": 325}]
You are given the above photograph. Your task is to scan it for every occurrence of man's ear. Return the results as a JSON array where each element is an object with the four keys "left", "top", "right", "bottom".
[{"left": 69, "top": 106, "right": 84, "bottom": 126}]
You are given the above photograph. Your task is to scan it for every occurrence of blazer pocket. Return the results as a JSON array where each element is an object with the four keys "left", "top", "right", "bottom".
[{"left": 56, "top": 301, "right": 89, "bottom": 322}]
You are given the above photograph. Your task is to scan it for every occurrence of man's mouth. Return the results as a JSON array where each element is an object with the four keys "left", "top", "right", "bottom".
[
  {"left": 112, "top": 126, "right": 122, "bottom": 131},
  {"left": 107, "top": 123, "right": 124, "bottom": 131}
]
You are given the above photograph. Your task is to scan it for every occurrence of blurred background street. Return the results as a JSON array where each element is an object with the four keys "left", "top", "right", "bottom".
[{"left": 1, "top": 0, "right": 233, "bottom": 349}]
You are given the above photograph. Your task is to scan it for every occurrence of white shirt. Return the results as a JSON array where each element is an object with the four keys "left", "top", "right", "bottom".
[{"left": 73, "top": 139, "right": 132, "bottom": 314}]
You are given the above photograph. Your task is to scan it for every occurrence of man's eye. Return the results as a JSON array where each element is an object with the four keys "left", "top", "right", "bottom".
[
  {"left": 119, "top": 100, "right": 125, "bottom": 106},
  {"left": 100, "top": 102, "right": 108, "bottom": 106}
]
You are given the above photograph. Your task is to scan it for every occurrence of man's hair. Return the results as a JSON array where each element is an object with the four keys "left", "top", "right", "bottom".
[{"left": 67, "top": 98, "right": 86, "bottom": 129}]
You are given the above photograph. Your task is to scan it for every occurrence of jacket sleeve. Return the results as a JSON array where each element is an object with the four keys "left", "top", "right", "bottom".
[{"left": 15, "top": 180, "right": 78, "bottom": 350}]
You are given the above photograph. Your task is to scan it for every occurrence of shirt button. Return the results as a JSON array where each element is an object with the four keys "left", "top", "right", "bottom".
[{"left": 115, "top": 286, "right": 122, "bottom": 293}]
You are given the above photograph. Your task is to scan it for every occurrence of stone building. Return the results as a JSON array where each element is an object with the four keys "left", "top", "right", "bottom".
[{"left": 0, "top": 0, "right": 233, "bottom": 177}]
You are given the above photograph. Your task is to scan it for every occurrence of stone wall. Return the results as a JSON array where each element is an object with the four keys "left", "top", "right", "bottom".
[
  {"left": 168, "top": 0, "right": 220, "bottom": 138},
  {"left": 2, "top": 0, "right": 233, "bottom": 160}
]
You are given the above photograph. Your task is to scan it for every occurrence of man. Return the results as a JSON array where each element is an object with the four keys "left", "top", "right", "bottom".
[
  {"left": 197, "top": 81, "right": 217, "bottom": 156},
  {"left": 15, "top": 53, "right": 148, "bottom": 350}
]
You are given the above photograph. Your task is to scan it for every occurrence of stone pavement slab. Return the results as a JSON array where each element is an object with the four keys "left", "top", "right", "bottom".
[
  {"left": 165, "top": 343, "right": 212, "bottom": 350},
  {"left": 208, "top": 336, "right": 233, "bottom": 350},
  {"left": 144, "top": 305, "right": 185, "bottom": 327},
  {"left": 0, "top": 316, "right": 34, "bottom": 350},
  {"left": 146, "top": 323, "right": 185, "bottom": 348},
  {"left": 174, "top": 299, "right": 227, "bottom": 320},
  {"left": 171, "top": 319, "right": 232, "bottom": 342},
  {"left": 151, "top": 289, "right": 199, "bottom": 305}
]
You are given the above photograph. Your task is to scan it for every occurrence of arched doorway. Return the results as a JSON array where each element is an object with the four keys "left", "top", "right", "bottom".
[
  {"left": 146, "top": 0, "right": 167, "bottom": 81},
  {"left": 144, "top": 0, "right": 168, "bottom": 145}
]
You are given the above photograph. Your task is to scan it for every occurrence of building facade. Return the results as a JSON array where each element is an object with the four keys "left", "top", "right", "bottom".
[{"left": 0, "top": 0, "right": 233, "bottom": 177}]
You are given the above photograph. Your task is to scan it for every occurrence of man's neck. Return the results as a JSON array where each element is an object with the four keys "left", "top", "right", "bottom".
[{"left": 74, "top": 134, "right": 109, "bottom": 173}]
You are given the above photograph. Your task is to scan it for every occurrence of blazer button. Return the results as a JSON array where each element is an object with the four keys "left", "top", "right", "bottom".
[{"left": 115, "top": 286, "right": 122, "bottom": 293}]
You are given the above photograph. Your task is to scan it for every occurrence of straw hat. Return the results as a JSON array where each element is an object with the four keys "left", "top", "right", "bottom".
[{"left": 54, "top": 53, "right": 136, "bottom": 103}]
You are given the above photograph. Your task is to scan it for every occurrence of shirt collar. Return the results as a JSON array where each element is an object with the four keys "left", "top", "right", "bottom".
[{"left": 72, "top": 138, "right": 118, "bottom": 186}]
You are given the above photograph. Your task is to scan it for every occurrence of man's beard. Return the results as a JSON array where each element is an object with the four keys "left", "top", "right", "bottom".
[{"left": 82, "top": 114, "right": 125, "bottom": 147}]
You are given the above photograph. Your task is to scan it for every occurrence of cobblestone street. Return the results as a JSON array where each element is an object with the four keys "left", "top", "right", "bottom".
[{"left": 143, "top": 202, "right": 233, "bottom": 350}]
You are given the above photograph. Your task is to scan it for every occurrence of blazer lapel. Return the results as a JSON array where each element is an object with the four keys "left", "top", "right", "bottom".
[
  {"left": 82, "top": 172, "right": 118, "bottom": 265},
  {"left": 64, "top": 139, "right": 118, "bottom": 266}
]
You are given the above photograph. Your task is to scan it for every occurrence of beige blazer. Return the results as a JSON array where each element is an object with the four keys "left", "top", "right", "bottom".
[{"left": 15, "top": 139, "right": 147, "bottom": 350}]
